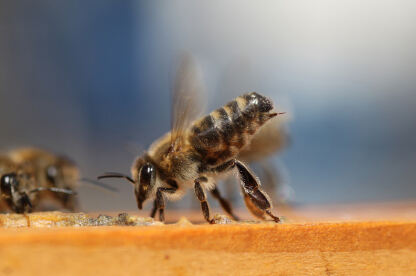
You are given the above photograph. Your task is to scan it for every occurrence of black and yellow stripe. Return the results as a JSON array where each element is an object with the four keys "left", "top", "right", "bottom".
[{"left": 189, "top": 92, "right": 276, "bottom": 166}]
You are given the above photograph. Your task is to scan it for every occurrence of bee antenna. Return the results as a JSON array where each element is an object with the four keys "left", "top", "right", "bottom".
[
  {"left": 29, "top": 187, "right": 76, "bottom": 195},
  {"left": 79, "top": 177, "right": 119, "bottom": 193},
  {"left": 97, "top": 172, "right": 135, "bottom": 185}
]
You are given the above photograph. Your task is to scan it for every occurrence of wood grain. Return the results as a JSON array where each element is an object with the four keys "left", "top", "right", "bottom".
[{"left": 0, "top": 202, "right": 415, "bottom": 275}]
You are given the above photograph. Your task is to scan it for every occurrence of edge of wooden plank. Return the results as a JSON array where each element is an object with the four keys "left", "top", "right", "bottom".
[{"left": 0, "top": 221, "right": 414, "bottom": 253}]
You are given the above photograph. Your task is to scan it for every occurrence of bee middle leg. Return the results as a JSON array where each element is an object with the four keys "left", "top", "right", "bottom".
[{"left": 194, "top": 178, "right": 214, "bottom": 224}]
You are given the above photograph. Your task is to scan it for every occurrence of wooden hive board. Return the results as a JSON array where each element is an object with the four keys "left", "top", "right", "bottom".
[{"left": 0, "top": 201, "right": 415, "bottom": 275}]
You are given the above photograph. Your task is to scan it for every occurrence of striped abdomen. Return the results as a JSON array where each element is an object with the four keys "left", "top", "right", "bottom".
[{"left": 189, "top": 92, "right": 278, "bottom": 167}]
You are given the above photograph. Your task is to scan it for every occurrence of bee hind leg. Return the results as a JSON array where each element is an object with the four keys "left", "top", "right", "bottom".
[
  {"left": 235, "top": 160, "right": 280, "bottom": 223},
  {"left": 194, "top": 178, "right": 214, "bottom": 224}
]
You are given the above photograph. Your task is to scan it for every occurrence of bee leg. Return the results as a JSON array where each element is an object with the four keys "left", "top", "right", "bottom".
[
  {"left": 155, "top": 189, "right": 166, "bottom": 222},
  {"left": 14, "top": 192, "right": 33, "bottom": 214},
  {"left": 155, "top": 187, "right": 176, "bottom": 222},
  {"left": 210, "top": 186, "right": 240, "bottom": 221},
  {"left": 235, "top": 160, "right": 280, "bottom": 223},
  {"left": 150, "top": 200, "right": 157, "bottom": 218},
  {"left": 194, "top": 178, "right": 214, "bottom": 224}
]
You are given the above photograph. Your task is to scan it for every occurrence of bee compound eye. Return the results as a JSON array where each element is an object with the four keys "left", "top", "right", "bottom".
[
  {"left": 140, "top": 164, "right": 154, "bottom": 183},
  {"left": 1, "top": 174, "right": 15, "bottom": 185},
  {"left": 136, "top": 163, "right": 156, "bottom": 209},
  {"left": 0, "top": 173, "right": 17, "bottom": 195}
]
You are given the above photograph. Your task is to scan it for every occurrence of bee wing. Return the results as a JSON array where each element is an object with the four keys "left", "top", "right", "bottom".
[
  {"left": 170, "top": 54, "right": 205, "bottom": 150},
  {"left": 238, "top": 117, "right": 290, "bottom": 162}
]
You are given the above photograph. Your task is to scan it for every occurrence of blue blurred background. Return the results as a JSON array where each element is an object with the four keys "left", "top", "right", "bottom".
[{"left": 0, "top": 1, "right": 415, "bottom": 211}]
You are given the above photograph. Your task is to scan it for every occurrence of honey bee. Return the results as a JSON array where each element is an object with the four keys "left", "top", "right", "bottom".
[
  {"left": 0, "top": 154, "right": 74, "bottom": 213},
  {"left": 9, "top": 148, "right": 81, "bottom": 211},
  {"left": 99, "top": 59, "right": 285, "bottom": 223}
]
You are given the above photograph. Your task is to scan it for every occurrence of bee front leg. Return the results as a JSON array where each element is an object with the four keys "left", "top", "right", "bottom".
[
  {"left": 13, "top": 192, "right": 33, "bottom": 214},
  {"left": 235, "top": 160, "right": 280, "bottom": 222},
  {"left": 155, "top": 187, "right": 176, "bottom": 222},
  {"left": 194, "top": 178, "right": 214, "bottom": 224}
]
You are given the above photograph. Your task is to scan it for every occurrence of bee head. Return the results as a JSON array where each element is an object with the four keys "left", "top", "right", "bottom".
[
  {"left": 98, "top": 155, "right": 157, "bottom": 210},
  {"left": 134, "top": 162, "right": 156, "bottom": 209},
  {"left": 0, "top": 173, "right": 18, "bottom": 197}
]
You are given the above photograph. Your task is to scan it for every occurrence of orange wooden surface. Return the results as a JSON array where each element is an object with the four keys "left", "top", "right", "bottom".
[{"left": 0, "top": 202, "right": 415, "bottom": 275}]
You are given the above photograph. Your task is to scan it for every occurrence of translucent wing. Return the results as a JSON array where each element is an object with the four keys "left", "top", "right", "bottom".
[{"left": 170, "top": 54, "right": 204, "bottom": 151}]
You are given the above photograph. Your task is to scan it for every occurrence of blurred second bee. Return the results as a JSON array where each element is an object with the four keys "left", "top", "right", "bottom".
[
  {"left": 0, "top": 149, "right": 75, "bottom": 213},
  {"left": 0, "top": 147, "right": 115, "bottom": 213}
]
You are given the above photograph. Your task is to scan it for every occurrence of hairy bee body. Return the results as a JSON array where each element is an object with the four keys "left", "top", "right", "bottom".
[
  {"left": 132, "top": 92, "right": 278, "bottom": 202},
  {"left": 189, "top": 92, "right": 277, "bottom": 167},
  {"left": 9, "top": 148, "right": 80, "bottom": 210}
]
